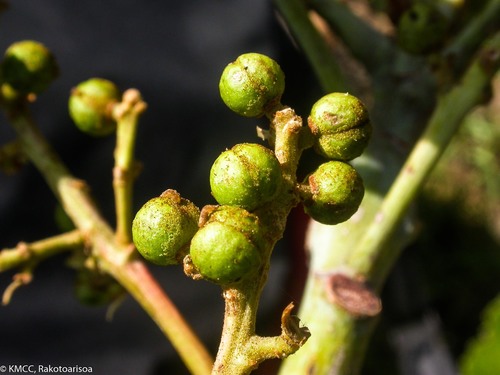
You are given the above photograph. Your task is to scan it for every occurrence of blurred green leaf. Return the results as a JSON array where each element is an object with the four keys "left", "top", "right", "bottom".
[{"left": 460, "top": 294, "right": 500, "bottom": 375}]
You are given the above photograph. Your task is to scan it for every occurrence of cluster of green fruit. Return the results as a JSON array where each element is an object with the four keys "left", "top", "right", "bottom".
[
  {"left": 132, "top": 53, "right": 371, "bottom": 286},
  {"left": 0, "top": 40, "right": 124, "bottom": 304},
  {"left": 0, "top": 42, "right": 371, "bottom": 287},
  {"left": 0, "top": 40, "right": 120, "bottom": 137}
]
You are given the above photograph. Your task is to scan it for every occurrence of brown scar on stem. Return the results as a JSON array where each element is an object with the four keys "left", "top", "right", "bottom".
[{"left": 321, "top": 273, "right": 382, "bottom": 317}]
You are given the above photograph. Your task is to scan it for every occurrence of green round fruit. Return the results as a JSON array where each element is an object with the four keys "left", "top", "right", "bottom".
[
  {"left": 201, "top": 205, "right": 266, "bottom": 252},
  {"left": 68, "top": 78, "right": 120, "bottom": 136},
  {"left": 189, "top": 206, "right": 263, "bottom": 284},
  {"left": 132, "top": 189, "right": 200, "bottom": 266},
  {"left": 74, "top": 269, "right": 124, "bottom": 306},
  {"left": 210, "top": 143, "right": 283, "bottom": 211},
  {"left": 301, "top": 161, "right": 364, "bottom": 225},
  {"left": 308, "top": 93, "right": 371, "bottom": 161},
  {"left": 1, "top": 40, "right": 59, "bottom": 94},
  {"left": 219, "top": 52, "right": 285, "bottom": 117},
  {"left": 397, "top": 3, "right": 449, "bottom": 54}
]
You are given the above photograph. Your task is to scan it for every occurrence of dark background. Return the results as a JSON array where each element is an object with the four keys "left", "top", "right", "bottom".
[
  {"left": 0, "top": 1, "right": 319, "bottom": 374},
  {"left": 2, "top": 2, "right": 499, "bottom": 375}
]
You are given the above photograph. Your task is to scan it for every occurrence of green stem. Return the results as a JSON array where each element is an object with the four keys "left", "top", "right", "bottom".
[
  {"left": 280, "top": 31, "right": 500, "bottom": 375},
  {"left": 269, "top": 106, "right": 309, "bottom": 181},
  {"left": 211, "top": 106, "right": 311, "bottom": 374},
  {"left": 0, "top": 230, "right": 83, "bottom": 272},
  {"left": 308, "top": 0, "right": 396, "bottom": 75},
  {"left": 348, "top": 32, "right": 500, "bottom": 285},
  {"left": 444, "top": 0, "right": 500, "bottom": 74},
  {"left": 212, "top": 243, "right": 309, "bottom": 374},
  {"left": 212, "top": 272, "right": 266, "bottom": 375},
  {"left": 6, "top": 104, "right": 213, "bottom": 375},
  {"left": 112, "top": 89, "right": 147, "bottom": 245},
  {"left": 273, "top": 0, "right": 348, "bottom": 93}
]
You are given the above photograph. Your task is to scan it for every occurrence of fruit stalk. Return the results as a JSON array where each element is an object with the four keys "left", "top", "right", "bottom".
[
  {"left": 5, "top": 103, "right": 214, "bottom": 375},
  {"left": 112, "top": 88, "right": 147, "bottom": 245},
  {"left": 0, "top": 230, "right": 83, "bottom": 273}
]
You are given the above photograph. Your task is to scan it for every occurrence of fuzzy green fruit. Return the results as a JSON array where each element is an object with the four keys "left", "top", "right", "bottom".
[
  {"left": 74, "top": 269, "right": 124, "bottom": 306},
  {"left": 189, "top": 206, "right": 263, "bottom": 284},
  {"left": 397, "top": 3, "right": 449, "bottom": 54},
  {"left": 308, "top": 93, "right": 371, "bottom": 161},
  {"left": 210, "top": 143, "right": 283, "bottom": 211},
  {"left": 302, "top": 161, "right": 364, "bottom": 225},
  {"left": 68, "top": 78, "right": 120, "bottom": 136},
  {"left": 200, "top": 205, "right": 266, "bottom": 251},
  {"left": 132, "top": 189, "right": 200, "bottom": 266},
  {"left": 219, "top": 53, "right": 285, "bottom": 117},
  {"left": 1, "top": 40, "right": 59, "bottom": 94}
]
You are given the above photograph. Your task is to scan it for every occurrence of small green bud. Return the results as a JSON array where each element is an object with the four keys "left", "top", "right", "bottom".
[
  {"left": 219, "top": 52, "right": 285, "bottom": 117},
  {"left": 68, "top": 78, "right": 120, "bottom": 136},
  {"left": 1, "top": 40, "right": 59, "bottom": 94},
  {"left": 301, "top": 161, "right": 364, "bottom": 225},
  {"left": 189, "top": 205, "right": 263, "bottom": 285},
  {"left": 132, "top": 189, "right": 200, "bottom": 266},
  {"left": 308, "top": 93, "right": 371, "bottom": 161},
  {"left": 397, "top": 3, "right": 449, "bottom": 54},
  {"left": 74, "top": 269, "right": 124, "bottom": 306},
  {"left": 210, "top": 143, "right": 283, "bottom": 211}
]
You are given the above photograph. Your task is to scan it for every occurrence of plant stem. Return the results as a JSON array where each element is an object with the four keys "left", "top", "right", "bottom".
[
  {"left": 348, "top": 32, "right": 500, "bottom": 286},
  {"left": 0, "top": 230, "right": 83, "bottom": 272},
  {"left": 212, "top": 272, "right": 266, "bottom": 374},
  {"left": 116, "top": 258, "right": 213, "bottom": 374},
  {"left": 280, "top": 31, "right": 500, "bottom": 375},
  {"left": 210, "top": 106, "right": 311, "bottom": 374},
  {"left": 444, "top": 0, "right": 500, "bottom": 74},
  {"left": 5, "top": 103, "right": 213, "bottom": 375},
  {"left": 2, "top": 268, "right": 33, "bottom": 305},
  {"left": 308, "top": 0, "right": 396, "bottom": 75},
  {"left": 273, "top": 0, "right": 348, "bottom": 93},
  {"left": 212, "top": 242, "right": 309, "bottom": 374},
  {"left": 112, "top": 89, "right": 147, "bottom": 245}
]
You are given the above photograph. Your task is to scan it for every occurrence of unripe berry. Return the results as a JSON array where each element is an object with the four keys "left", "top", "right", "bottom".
[
  {"left": 308, "top": 93, "right": 371, "bottom": 161},
  {"left": 301, "top": 161, "right": 364, "bottom": 225},
  {"left": 219, "top": 53, "right": 285, "bottom": 117},
  {"left": 1, "top": 40, "right": 59, "bottom": 94},
  {"left": 210, "top": 143, "right": 283, "bottom": 211},
  {"left": 74, "top": 269, "right": 124, "bottom": 306},
  {"left": 132, "top": 190, "right": 200, "bottom": 266},
  {"left": 68, "top": 78, "right": 120, "bottom": 136},
  {"left": 200, "top": 205, "right": 267, "bottom": 251},
  {"left": 189, "top": 205, "right": 263, "bottom": 284},
  {"left": 397, "top": 3, "right": 448, "bottom": 54}
]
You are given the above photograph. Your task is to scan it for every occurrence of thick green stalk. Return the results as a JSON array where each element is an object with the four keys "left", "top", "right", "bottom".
[
  {"left": 444, "top": 0, "right": 500, "bottom": 73},
  {"left": 349, "top": 37, "right": 500, "bottom": 284},
  {"left": 212, "top": 267, "right": 268, "bottom": 374},
  {"left": 273, "top": 0, "right": 348, "bottom": 93},
  {"left": 308, "top": 0, "right": 396, "bottom": 74},
  {"left": 279, "top": 32, "right": 500, "bottom": 375}
]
